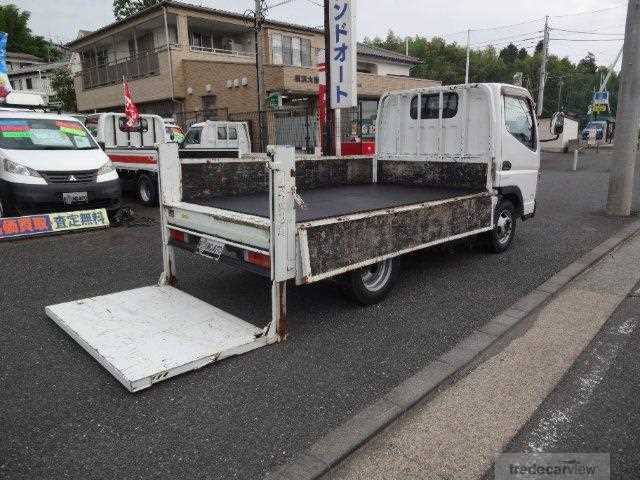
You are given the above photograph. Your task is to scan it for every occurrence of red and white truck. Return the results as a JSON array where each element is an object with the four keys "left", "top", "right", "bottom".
[{"left": 86, "top": 113, "right": 250, "bottom": 205}]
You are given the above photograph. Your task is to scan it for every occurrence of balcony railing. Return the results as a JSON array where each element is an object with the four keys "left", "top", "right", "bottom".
[
  {"left": 189, "top": 45, "right": 254, "bottom": 57},
  {"left": 80, "top": 49, "right": 161, "bottom": 90}
]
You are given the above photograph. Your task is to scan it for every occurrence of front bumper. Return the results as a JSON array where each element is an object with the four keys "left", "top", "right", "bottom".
[{"left": 0, "top": 179, "right": 122, "bottom": 214}]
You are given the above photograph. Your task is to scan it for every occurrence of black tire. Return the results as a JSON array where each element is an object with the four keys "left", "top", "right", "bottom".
[
  {"left": 347, "top": 258, "right": 401, "bottom": 305},
  {"left": 137, "top": 174, "right": 158, "bottom": 206},
  {"left": 487, "top": 199, "right": 517, "bottom": 253}
]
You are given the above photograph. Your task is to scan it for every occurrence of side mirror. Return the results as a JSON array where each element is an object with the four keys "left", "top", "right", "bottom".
[{"left": 551, "top": 112, "right": 565, "bottom": 136}]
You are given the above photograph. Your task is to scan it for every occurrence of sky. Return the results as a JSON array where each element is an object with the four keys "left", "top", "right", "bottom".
[{"left": 10, "top": 0, "right": 629, "bottom": 67}]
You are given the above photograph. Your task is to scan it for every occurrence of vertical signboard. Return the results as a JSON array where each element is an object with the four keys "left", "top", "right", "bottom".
[{"left": 329, "top": 0, "right": 357, "bottom": 109}]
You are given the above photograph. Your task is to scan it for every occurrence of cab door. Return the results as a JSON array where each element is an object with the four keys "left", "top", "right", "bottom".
[{"left": 497, "top": 94, "right": 540, "bottom": 216}]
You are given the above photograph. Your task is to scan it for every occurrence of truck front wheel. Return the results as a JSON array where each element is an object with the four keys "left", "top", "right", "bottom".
[
  {"left": 347, "top": 258, "right": 400, "bottom": 305},
  {"left": 487, "top": 199, "right": 516, "bottom": 253},
  {"left": 137, "top": 174, "right": 158, "bottom": 206}
]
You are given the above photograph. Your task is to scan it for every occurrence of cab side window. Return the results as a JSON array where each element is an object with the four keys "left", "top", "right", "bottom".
[
  {"left": 183, "top": 127, "right": 202, "bottom": 145},
  {"left": 504, "top": 96, "right": 536, "bottom": 150},
  {"left": 228, "top": 126, "right": 238, "bottom": 140},
  {"left": 217, "top": 126, "right": 228, "bottom": 140}
]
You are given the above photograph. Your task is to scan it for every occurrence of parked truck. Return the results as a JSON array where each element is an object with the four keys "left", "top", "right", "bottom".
[
  {"left": 46, "top": 83, "right": 558, "bottom": 392},
  {"left": 86, "top": 113, "right": 250, "bottom": 205}
]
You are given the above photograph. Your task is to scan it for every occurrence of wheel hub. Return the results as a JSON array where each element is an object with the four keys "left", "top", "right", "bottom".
[
  {"left": 361, "top": 260, "right": 393, "bottom": 292},
  {"left": 496, "top": 210, "right": 513, "bottom": 244}
]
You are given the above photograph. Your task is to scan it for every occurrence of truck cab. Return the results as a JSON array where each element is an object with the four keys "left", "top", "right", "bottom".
[
  {"left": 182, "top": 121, "right": 251, "bottom": 156},
  {"left": 377, "top": 83, "right": 540, "bottom": 221}
]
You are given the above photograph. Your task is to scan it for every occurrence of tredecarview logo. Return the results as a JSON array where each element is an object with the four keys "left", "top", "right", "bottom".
[{"left": 495, "top": 453, "right": 610, "bottom": 480}]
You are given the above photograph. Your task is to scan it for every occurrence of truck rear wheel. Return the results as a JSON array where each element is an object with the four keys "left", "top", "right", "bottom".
[
  {"left": 347, "top": 258, "right": 400, "bottom": 305},
  {"left": 137, "top": 174, "right": 158, "bottom": 206},
  {"left": 487, "top": 199, "right": 516, "bottom": 253}
]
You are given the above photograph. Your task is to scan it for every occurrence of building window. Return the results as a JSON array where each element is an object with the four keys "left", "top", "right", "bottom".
[
  {"left": 272, "top": 34, "right": 311, "bottom": 67},
  {"left": 26, "top": 78, "right": 33, "bottom": 90},
  {"left": 96, "top": 49, "right": 109, "bottom": 66},
  {"left": 272, "top": 33, "right": 283, "bottom": 64},
  {"left": 300, "top": 39, "right": 311, "bottom": 67},
  {"left": 291, "top": 37, "right": 301, "bottom": 66},
  {"left": 202, "top": 95, "right": 217, "bottom": 113},
  {"left": 282, "top": 36, "right": 293, "bottom": 66}
]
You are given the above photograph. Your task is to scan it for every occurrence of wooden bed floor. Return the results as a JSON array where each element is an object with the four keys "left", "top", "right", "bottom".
[{"left": 198, "top": 184, "right": 485, "bottom": 222}]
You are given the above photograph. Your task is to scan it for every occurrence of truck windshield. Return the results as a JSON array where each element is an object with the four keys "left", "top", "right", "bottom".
[{"left": 0, "top": 118, "right": 99, "bottom": 151}]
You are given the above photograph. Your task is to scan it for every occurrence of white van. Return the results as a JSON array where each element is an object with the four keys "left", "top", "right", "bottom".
[
  {"left": 0, "top": 111, "right": 121, "bottom": 217},
  {"left": 182, "top": 121, "right": 251, "bottom": 156}
]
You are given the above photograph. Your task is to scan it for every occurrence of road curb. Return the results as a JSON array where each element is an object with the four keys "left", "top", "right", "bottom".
[{"left": 264, "top": 220, "right": 640, "bottom": 480}]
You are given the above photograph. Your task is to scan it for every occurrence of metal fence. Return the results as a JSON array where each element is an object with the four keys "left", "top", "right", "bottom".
[{"left": 80, "top": 49, "right": 161, "bottom": 90}]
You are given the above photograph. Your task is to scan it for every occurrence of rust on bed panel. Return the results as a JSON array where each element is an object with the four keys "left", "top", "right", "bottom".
[
  {"left": 295, "top": 157, "right": 373, "bottom": 191},
  {"left": 377, "top": 161, "right": 487, "bottom": 190},
  {"left": 182, "top": 157, "right": 374, "bottom": 203},
  {"left": 304, "top": 194, "right": 492, "bottom": 276},
  {"left": 182, "top": 162, "right": 269, "bottom": 202}
]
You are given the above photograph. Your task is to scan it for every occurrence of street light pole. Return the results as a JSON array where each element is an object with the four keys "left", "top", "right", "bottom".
[{"left": 606, "top": 0, "right": 640, "bottom": 216}]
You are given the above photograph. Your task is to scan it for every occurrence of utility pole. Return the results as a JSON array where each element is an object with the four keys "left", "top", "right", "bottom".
[
  {"left": 537, "top": 15, "right": 550, "bottom": 117},
  {"left": 606, "top": 0, "right": 640, "bottom": 216},
  {"left": 465, "top": 29, "right": 471, "bottom": 84},
  {"left": 254, "top": 0, "right": 267, "bottom": 151},
  {"left": 323, "top": 0, "right": 334, "bottom": 155}
]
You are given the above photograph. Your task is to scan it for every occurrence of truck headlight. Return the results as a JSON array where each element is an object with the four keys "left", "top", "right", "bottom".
[
  {"left": 3, "top": 158, "right": 43, "bottom": 178},
  {"left": 97, "top": 161, "right": 116, "bottom": 176}
]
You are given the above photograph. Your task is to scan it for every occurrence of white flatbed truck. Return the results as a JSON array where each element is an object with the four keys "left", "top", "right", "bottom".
[{"left": 46, "top": 84, "right": 559, "bottom": 392}]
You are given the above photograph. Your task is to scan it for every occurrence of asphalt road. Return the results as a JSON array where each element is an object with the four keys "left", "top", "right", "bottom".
[
  {"left": 494, "top": 290, "right": 640, "bottom": 479},
  {"left": 2, "top": 151, "right": 640, "bottom": 480}
]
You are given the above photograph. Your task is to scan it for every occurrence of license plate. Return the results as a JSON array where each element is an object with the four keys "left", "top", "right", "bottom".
[
  {"left": 197, "top": 238, "right": 225, "bottom": 261},
  {"left": 63, "top": 192, "right": 88, "bottom": 205}
]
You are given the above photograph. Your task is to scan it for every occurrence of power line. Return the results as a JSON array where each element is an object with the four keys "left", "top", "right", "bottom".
[
  {"left": 551, "top": 3, "right": 626, "bottom": 19},
  {"left": 550, "top": 28, "right": 625, "bottom": 36},
  {"left": 550, "top": 37, "right": 625, "bottom": 42},
  {"left": 471, "top": 31, "right": 543, "bottom": 47}
]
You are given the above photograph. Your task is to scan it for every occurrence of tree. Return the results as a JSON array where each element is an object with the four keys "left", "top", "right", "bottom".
[
  {"left": 499, "top": 43, "right": 519, "bottom": 64},
  {"left": 577, "top": 53, "right": 597, "bottom": 74},
  {"left": 113, "top": 0, "right": 162, "bottom": 21},
  {"left": 50, "top": 67, "right": 77, "bottom": 112},
  {"left": 0, "top": 4, "right": 60, "bottom": 60},
  {"left": 363, "top": 33, "right": 619, "bottom": 120}
]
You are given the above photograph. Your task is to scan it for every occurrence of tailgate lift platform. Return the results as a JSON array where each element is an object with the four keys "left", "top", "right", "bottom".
[
  {"left": 46, "top": 286, "right": 265, "bottom": 392},
  {"left": 45, "top": 145, "right": 296, "bottom": 392}
]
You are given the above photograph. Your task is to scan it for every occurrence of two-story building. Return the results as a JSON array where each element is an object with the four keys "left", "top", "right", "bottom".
[
  {"left": 8, "top": 59, "right": 70, "bottom": 105},
  {"left": 67, "top": 1, "right": 439, "bottom": 149},
  {"left": 68, "top": 1, "right": 437, "bottom": 111}
]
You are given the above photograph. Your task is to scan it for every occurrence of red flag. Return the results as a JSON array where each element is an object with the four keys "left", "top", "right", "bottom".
[{"left": 123, "top": 80, "right": 140, "bottom": 128}]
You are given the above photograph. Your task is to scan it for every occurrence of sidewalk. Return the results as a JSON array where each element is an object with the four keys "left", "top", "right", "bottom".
[{"left": 321, "top": 229, "right": 640, "bottom": 480}]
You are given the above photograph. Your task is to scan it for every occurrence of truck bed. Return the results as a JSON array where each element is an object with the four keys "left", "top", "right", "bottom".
[{"left": 198, "top": 184, "right": 484, "bottom": 223}]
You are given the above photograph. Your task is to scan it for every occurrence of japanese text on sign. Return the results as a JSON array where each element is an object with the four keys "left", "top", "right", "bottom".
[
  {"left": 0, "top": 209, "right": 110, "bottom": 240},
  {"left": 329, "top": 0, "right": 357, "bottom": 109}
]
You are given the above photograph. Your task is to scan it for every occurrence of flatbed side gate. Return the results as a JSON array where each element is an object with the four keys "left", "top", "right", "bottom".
[{"left": 45, "top": 144, "right": 297, "bottom": 392}]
